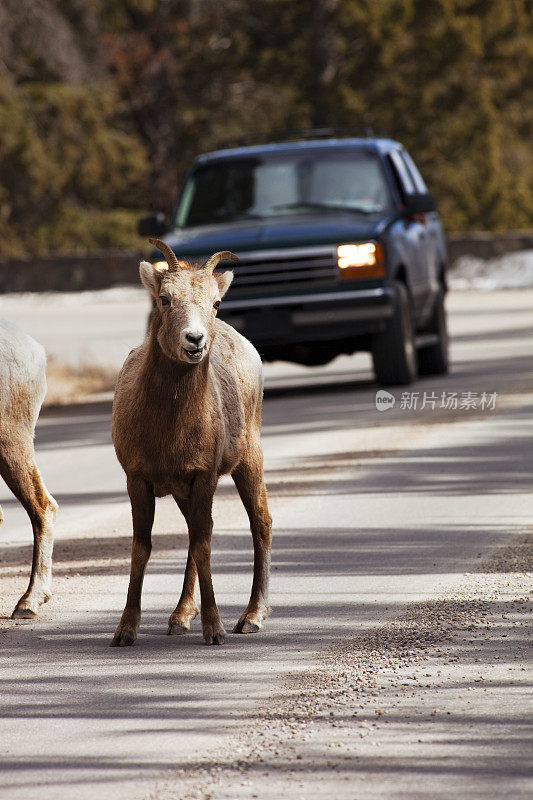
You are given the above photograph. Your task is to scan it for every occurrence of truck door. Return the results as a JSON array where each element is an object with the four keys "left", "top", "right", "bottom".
[
  {"left": 388, "top": 149, "right": 434, "bottom": 319},
  {"left": 400, "top": 148, "right": 442, "bottom": 299}
]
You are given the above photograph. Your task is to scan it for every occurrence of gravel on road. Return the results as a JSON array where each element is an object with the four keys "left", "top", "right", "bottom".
[{"left": 159, "top": 535, "right": 532, "bottom": 800}]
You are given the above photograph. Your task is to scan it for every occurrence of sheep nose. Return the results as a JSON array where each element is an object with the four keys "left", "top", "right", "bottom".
[{"left": 185, "top": 332, "right": 204, "bottom": 347}]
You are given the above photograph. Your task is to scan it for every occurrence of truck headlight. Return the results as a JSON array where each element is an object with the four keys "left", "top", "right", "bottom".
[{"left": 337, "top": 242, "right": 385, "bottom": 278}]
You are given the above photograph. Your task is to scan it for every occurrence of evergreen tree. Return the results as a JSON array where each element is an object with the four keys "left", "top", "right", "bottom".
[{"left": 0, "top": 0, "right": 531, "bottom": 254}]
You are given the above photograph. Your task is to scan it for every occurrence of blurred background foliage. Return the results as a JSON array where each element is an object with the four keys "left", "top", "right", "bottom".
[{"left": 0, "top": 0, "right": 531, "bottom": 255}]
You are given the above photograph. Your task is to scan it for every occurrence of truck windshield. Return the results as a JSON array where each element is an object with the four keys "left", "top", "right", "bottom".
[{"left": 176, "top": 151, "right": 391, "bottom": 227}]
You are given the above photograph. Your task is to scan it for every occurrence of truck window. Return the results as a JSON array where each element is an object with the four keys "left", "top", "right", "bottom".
[
  {"left": 400, "top": 150, "right": 429, "bottom": 194},
  {"left": 307, "top": 157, "right": 390, "bottom": 211},
  {"left": 176, "top": 150, "right": 393, "bottom": 227},
  {"left": 388, "top": 150, "right": 416, "bottom": 196}
]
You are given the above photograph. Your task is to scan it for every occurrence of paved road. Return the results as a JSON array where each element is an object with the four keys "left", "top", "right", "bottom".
[{"left": 0, "top": 290, "right": 531, "bottom": 799}]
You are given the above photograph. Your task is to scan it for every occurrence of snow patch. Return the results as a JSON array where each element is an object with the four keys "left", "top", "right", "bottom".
[
  {"left": 1, "top": 252, "right": 533, "bottom": 304},
  {"left": 0, "top": 285, "right": 146, "bottom": 307},
  {"left": 450, "top": 250, "right": 533, "bottom": 291}
]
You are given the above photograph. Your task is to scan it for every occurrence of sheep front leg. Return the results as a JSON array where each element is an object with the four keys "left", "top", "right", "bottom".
[
  {"left": 111, "top": 476, "right": 155, "bottom": 647},
  {"left": 232, "top": 453, "right": 272, "bottom": 634},
  {"left": 188, "top": 477, "right": 225, "bottom": 645}
]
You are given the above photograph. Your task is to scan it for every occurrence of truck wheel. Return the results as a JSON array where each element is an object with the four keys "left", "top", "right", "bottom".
[
  {"left": 417, "top": 288, "right": 449, "bottom": 375},
  {"left": 372, "top": 281, "right": 417, "bottom": 386}
]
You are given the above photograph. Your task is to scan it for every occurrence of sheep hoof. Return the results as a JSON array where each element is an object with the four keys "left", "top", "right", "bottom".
[
  {"left": 11, "top": 589, "right": 51, "bottom": 619},
  {"left": 203, "top": 625, "right": 226, "bottom": 645},
  {"left": 168, "top": 623, "right": 189, "bottom": 635},
  {"left": 233, "top": 606, "right": 269, "bottom": 634},
  {"left": 110, "top": 623, "right": 137, "bottom": 647},
  {"left": 11, "top": 605, "right": 38, "bottom": 620},
  {"left": 167, "top": 605, "right": 199, "bottom": 635},
  {"left": 233, "top": 617, "right": 261, "bottom": 634},
  {"left": 242, "top": 620, "right": 261, "bottom": 634},
  {"left": 110, "top": 632, "right": 136, "bottom": 647}
]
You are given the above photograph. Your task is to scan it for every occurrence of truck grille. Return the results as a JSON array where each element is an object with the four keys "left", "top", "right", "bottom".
[{"left": 222, "top": 246, "right": 338, "bottom": 295}]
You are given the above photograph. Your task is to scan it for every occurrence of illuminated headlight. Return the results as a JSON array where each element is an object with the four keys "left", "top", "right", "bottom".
[
  {"left": 337, "top": 242, "right": 385, "bottom": 278},
  {"left": 152, "top": 260, "right": 169, "bottom": 272},
  {"left": 338, "top": 243, "right": 377, "bottom": 268}
]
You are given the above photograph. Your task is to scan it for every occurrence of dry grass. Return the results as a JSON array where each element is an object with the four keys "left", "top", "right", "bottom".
[{"left": 44, "top": 356, "right": 117, "bottom": 406}]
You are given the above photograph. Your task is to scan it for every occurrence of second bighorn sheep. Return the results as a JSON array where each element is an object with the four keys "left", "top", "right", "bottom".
[
  {"left": 0, "top": 318, "right": 57, "bottom": 618},
  {"left": 111, "top": 239, "right": 272, "bottom": 646}
]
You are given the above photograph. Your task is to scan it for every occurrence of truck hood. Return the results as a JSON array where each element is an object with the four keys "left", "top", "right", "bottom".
[{"left": 156, "top": 213, "right": 392, "bottom": 259}]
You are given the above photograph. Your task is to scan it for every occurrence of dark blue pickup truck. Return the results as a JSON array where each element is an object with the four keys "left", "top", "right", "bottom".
[{"left": 140, "top": 131, "right": 449, "bottom": 385}]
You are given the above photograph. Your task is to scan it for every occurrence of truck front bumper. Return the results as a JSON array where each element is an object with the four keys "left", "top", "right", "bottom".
[{"left": 219, "top": 286, "right": 395, "bottom": 345}]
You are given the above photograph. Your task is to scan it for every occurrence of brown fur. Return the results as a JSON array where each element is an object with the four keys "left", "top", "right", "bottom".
[{"left": 111, "top": 251, "right": 272, "bottom": 646}]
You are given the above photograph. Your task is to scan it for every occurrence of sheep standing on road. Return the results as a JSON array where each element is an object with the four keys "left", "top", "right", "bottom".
[
  {"left": 0, "top": 319, "right": 57, "bottom": 618},
  {"left": 111, "top": 239, "right": 272, "bottom": 646}
]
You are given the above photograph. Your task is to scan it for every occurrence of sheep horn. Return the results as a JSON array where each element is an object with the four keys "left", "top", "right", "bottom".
[
  {"left": 203, "top": 251, "right": 239, "bottom": 272},
  {"left": 149, "top": 238, "right": 181, "bottom": 272}
]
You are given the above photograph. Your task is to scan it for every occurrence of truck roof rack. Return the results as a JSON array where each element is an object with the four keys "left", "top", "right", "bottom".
[{"left": 216, "top": 126, "right": 378, "bottom": 150}]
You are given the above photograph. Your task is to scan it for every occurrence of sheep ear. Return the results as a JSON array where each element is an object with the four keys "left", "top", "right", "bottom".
[
  {"left": 139, "top": 260, "right": 162, "bottom": 297},
  {"left": 214, "top": 270, "right": 233, "bottom": 298}
]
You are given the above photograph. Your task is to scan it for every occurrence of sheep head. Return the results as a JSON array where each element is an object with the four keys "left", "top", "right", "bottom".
[{"left": 139, "top": 240, "right": 238, "bottom": 364}]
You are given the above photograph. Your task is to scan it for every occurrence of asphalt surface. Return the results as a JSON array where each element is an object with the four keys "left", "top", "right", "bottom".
[{"left": 0, "top": 289, "right": 532, "bottom": 799}]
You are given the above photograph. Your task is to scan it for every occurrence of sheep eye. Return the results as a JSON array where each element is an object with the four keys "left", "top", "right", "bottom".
[
  {"left": 160, "top": 296, "right": 170, "bottom": 306},
  {"left": 213, "top": 300, "right": 221, "bottom": 311}
]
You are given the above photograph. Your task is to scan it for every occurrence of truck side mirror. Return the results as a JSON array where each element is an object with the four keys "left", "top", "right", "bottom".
[
  {"left": 138, "top": 211, "right": 168, "bottom": 237},
  {"left": 404, "top": 193, "right": 436, "bottom": 216}
]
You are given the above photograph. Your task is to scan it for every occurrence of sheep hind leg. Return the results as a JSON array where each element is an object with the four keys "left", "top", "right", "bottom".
[
  {"left": 232, "top": 456, "right": 272, "bottom": 634},
  {"left": 0, "top": 444, "right": 57, "bottom": 619},
  {"left": 187, "top": 478, "right": 225, "bottom": 645},
  {"left": 168, "top": 498, "right": 199, "bottom": 635}
]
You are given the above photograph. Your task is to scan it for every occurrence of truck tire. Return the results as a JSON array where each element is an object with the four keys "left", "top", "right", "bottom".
[
  {"left": 417, "top": 288, "right": 449, "bottom": 375},
  {"left": 372, "top": 281, "right": 417, "bottom": 386}
]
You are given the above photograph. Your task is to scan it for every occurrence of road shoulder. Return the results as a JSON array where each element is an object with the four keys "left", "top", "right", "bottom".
[{"left": 158, "top": 534, "right": 532, "bottom": 800}]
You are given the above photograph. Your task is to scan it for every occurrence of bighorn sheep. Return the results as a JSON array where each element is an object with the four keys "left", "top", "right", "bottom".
[
  {"left": 111, "top": 239, "right": 272, "bottom": 646},
  {"left": 0, "top": 319, "right": 57, "bottom": 618}
]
